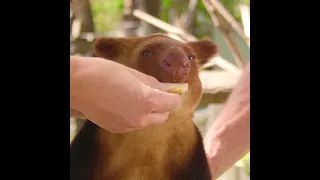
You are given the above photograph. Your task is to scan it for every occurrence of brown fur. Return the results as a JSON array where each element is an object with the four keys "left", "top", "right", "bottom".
[{"left": 70, "top": 33, "right": 218, "bottom": 180}]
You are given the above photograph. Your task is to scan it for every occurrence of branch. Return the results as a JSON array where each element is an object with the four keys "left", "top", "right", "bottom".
[
  {"left": 223, "top": 31, "right": 245, "bottom": 68},
  {"left": 202, "top": 0, "right": 245, "bottom": 68},
  {"left": 166, "top": 33, "right": 186, "bottom": 41},
  {"left": 71, "top": 19, "right": 82, "bottom": 40},
  {"left": 169, "top": 8, "right": 181, "bottom": 27},
  {"left": 133, "top": 9, "right": 198, "bottom": 41},
  {"left": 204, "top": 0, "right": 250, "bottom": 47},
  {"left": 199, "top": 70, "right": 241, "bottom": 94},
  {"left": 212, "top": 56, "right": 241, "bottom": 73},
  {"left": 180, "top": 0, "right": 199, "bottom": 32},
  {"left": 238, "top": 3, "right": 250, "bottom": 40}
]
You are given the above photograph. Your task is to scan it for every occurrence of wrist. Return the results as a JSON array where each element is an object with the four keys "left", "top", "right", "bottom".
[
  {"left": 70, "top": 56, "right": 86, "bottom": 109},
  {"left": 205, "top": 106, "right": 250, "bottom": 179}
]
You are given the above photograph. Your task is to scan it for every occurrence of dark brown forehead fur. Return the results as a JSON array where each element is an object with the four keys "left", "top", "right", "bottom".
[
  {"left": 93, "top": 33, "right": 218, "bottom": 69},
  {"left": 134, "top": 34, "right": 195, "bottom": 55}
]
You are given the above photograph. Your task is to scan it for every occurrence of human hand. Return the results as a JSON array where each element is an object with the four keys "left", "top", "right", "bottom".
[{"left": 70, "top": 56, "right": 182, "bottom": 133}]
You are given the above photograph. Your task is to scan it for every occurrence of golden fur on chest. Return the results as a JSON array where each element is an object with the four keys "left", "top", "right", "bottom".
[{"left": 95, "top": 106, "right": 198, "bottom": 180}]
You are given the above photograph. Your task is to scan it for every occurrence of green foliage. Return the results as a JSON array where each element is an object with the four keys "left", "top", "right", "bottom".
[
  {"left": 219, "top": 0, "right": 241, "bottom": 23},
  {"left": 91, "top": 0, "right": 124, "bottom": 33},
  {"left": 197, "top": 0, "right": 207, "bottom": 12},
  {"left": 159, "top": 0, "right": 171, "bottom": 23},
  {"left": 240, "top": 0, "right": 250, "bottom": 5},
  {"left": 244, "top": 162, "right": 250, "bottom": 176},
  {"left": 221, "top": 0, "right": 249, "bottom": 24},
  {"left": 90, "top": 0, "right": 248, "bottom": 34},
  {"left": 162, "top": 0, "right": 172, "bottom": 8},
  {"left": 240, "top": 152, "right": 250, "bottom": 176},
  {"left": 195, "top": 1, "right": 214, "bottom": 38}
]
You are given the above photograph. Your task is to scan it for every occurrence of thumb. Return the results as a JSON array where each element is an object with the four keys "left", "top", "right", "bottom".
[
  {"left": 143, "top": 85, "right": 182, "bottom": 113},
  {"left": 127, "top": 67, "right": 171, "bottom": 92}
]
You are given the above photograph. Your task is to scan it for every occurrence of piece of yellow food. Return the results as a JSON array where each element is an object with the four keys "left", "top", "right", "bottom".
[
  {"left": 165, "top": 83, "right": 188, "bottom": 94},
  {"left": 168, "top": 88, "right": 183, "bottom": 94}
]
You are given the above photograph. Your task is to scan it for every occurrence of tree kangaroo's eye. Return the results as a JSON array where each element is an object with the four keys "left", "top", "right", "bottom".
[
  {"left": 188, "top": 55, "right": 195, "bottom": 61},
  {"left": 143, "top": 51, "right": 152, "bottom": 56}
]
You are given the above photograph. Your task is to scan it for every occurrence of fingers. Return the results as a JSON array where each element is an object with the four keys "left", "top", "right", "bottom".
[
  {"left": 126, "top": 67, "right": 171, "bottom": 92},
  {"left": 90, "top": 110, "right": 140, "bottom": 134},
  {"left": 109, "top": 111, "right": 171, "bottom": 132},
  {"left": 116, "top": 112, "right": 170, "bottom": 131},
  {"left": 143, "top": 85, "right": 182, "bottom": 113},
  {"left": 140, "top": 111, "right": 170, "bottom": 125},
  {"left": 126, "top": 67, "right": 182, "bottom": 113},
  {"left": 89, "top": 109, "right": 171, "bottom": 133}
]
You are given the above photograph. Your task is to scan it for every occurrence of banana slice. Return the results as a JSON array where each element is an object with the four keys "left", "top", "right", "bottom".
[{"left": 165, "top": 83, "right": 188, "bottom": 94}]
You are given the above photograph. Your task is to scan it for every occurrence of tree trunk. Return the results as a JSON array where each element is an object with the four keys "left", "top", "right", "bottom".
[
  {"left": 70, "top": 0, "right": 95, "bottom": 55},
  {"left": 116, "top": 0, "right": 140, "bottom": 37},
  {"left": 169, "top": 0, "right": 198, "bottom": 35},
  {"left": 180, "top": 0, "right": 199, "bottom": 35},
  {"left": 137, "top": 0, "right": 162, "bottom": 35}
]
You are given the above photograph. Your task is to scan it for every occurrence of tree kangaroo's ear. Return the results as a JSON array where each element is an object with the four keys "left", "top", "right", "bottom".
[
  {"left": 93, "top": 37, "right": 129, "bottom": 61},
  {"left": 186, "top": 38, "right": 218, "bottom": 68}
]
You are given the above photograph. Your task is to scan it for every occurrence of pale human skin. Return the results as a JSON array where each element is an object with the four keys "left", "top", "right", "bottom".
[
  {"left": 204, "top": 62, "right": 250, "bottom": 179},
  {"left": 70, "top": 55, "right": 182, "bottom": 133}
]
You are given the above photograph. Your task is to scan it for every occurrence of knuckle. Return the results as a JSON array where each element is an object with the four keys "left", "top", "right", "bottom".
[
  {"left": 129, "top": 114, "right": 149, "bottom": 128},
  {"left": 134, "top": 117, "right": 148, "bottom": 127},
  {"left": 144, "top": 96, "right": 156, "bottom": 112},
  {"left": 150, "top": 76, "right": 159, "bottom": 84},
  {"left": 126, "top": 116, "right": 143, "bottom": 128},
  {"left": 138, "top": 119, "right": 149, "bottom": 127}
]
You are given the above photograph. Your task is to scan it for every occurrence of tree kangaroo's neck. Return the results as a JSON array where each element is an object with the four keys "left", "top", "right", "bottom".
[
  {"left": 98, "top": 109, "right": 197, "bottom": 155},
  {"left": 94, "top": 99, "right": 200, "bottom": 179}
]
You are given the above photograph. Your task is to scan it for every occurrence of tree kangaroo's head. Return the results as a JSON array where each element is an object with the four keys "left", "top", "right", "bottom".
[{"left": 93, "top": 33, "right": 218, "bottom": 84}]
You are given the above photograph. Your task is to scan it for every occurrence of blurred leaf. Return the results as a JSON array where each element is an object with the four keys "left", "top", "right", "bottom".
[
  {"left": 162, "top": 0, "right": 172, "bottom": 9},
  {"left": 242, "top": 152, "right": 250, "bottom": 161},
  {"left": 70, "top": 135, "right": 74, "bottom": 142},
  {"left": 220, "top": 0, "right": 242, "bottom": 22},
  {"left": 244, "top": 163, "right": 250, "bottom": 176},
  {"left": 160, "top": 0, "right": 172, "bottom": 23},
  {"left": 197, "top": 0, "right": 206, "bottom": 12},
  {"left": 241, "top": 152, "right": 250, "bottom": 176},
  {"left": 115, "top": 0, "right": 124, "bottom": 9},
  {"left": 239, "top": 0, "right": 250, "bottom": 5},
  {"left": 90, "top": 0, "right": 124, "bottom": 33}
]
